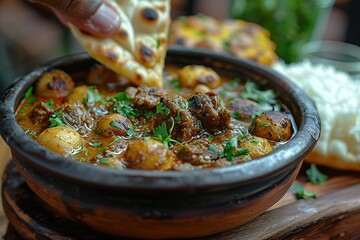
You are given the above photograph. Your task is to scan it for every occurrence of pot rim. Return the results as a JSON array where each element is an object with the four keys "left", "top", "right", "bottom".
[{"left": 0, "top": 47, "right": 320, "bottom": 192}]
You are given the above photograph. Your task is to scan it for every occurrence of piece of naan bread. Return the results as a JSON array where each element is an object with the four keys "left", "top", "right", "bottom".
[
  {"left": 70, "top": 0, "right": 170, "bottom": 88},
  {"left": 273, "top": 61, "right": 360, "bottom": 172}
]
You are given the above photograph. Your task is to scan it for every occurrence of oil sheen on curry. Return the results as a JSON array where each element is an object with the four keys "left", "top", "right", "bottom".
[{"left": 16, "top": 64, "right": 294, "bottom": 171}]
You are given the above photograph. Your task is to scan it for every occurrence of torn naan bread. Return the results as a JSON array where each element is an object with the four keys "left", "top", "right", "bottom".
[{"left": 70, "top": 0, "right": 170, "bottom": 88}]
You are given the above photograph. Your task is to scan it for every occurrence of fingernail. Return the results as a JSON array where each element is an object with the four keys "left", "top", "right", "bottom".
[{"left": 90, "top": 3, "right": 120, "bottom": 35}]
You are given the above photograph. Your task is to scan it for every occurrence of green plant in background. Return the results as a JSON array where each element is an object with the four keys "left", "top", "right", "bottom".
[{"left": 230, "top": 0, "right": 334, "bottom": 63}]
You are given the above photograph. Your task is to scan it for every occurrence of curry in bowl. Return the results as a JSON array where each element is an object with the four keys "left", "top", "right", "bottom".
[{"left": 16, "top": 64, "right": 294, "bottom": 171}]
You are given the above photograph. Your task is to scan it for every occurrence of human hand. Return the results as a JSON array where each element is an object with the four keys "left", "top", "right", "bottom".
[{"left": 29, "top": 0, "right": 121, "bottom": 37}]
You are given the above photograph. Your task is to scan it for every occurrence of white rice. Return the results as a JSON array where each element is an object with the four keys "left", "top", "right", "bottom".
[{"left": 273, "top": 60, "right": 360, "bottom": 169}]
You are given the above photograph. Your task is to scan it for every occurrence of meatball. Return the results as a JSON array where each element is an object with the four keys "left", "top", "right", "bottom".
[
  {"left": 30, "top": 102, "right": 55, "bottom": 124},
  {"left": 126, "top": 139, "right": 173, "bottom": 170},
  {"left": 176, "top": 137, "right": 222, "bottom": 165},
  {"left": 250, "top": 111, "right": 293, "bottom": 142},
  {"left": 152, "top": 96, "right": 202, "bottom": 142},
  {"left": 229, "top": 98, "right": 261, "bottom": 120},
  {"left": 188, "top": 91, "right": 231, "bottom": 134},
  {"left": 126, "top": 85, "right": 166, "bottom": 109},
  {"left": 57, "top": 101, "right": 95, "bottom": 136}
]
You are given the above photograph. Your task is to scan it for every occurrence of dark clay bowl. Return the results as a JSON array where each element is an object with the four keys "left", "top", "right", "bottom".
[{"left": 0, "top": 47, "right": 320, "bottom": 239}]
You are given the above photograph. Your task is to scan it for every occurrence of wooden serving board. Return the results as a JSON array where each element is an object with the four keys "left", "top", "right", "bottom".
[{"left": 0, "top": 138, "right": 360, "bottom": 239}]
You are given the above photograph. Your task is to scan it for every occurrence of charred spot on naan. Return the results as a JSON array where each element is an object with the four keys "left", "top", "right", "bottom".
[
  {"left": 141, "top": 7, "right": 159, "bottom": 22},
  {"left": 138, "top": 43, "right": 156, "bottom": 67}
]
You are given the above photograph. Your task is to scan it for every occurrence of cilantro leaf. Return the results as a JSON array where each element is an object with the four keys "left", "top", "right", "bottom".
[
  {"left": 156, "top": 102, "right": 170, "bottom": 115},
  {"left": 170, "top": 78, "right": 182, "bottom": 91},
  {"left": 24, "top": 86, "right": 33, "bottom": 98},
  {"left": 240, "top": 81, "right": 280, "bottom": 111},
  {"left": 109, "top": 92, "right": 139, "bottom": 118},
  {"left": 49, "top": 111, "right": 66, "bottom": 127},
  {"left": 84, "top": 86, "right": 103, "bottom": 106},
  {"left": 152, "top": 118, "right": 181, "bottom": 149},
  {"left": 41, "top": 99, "right": 54, "bottom": 109},
  {"left": 220, "top": 137, "right": 249, "bottom": 161},
  {"left": 306, "top": 164, "right": 328, "bottom": 185},
  {"left": 293, "top": 182, "right": 317, "bottom": 199},
  {"left": 88, "top": 142, "right": 102, "bottom": 147}
]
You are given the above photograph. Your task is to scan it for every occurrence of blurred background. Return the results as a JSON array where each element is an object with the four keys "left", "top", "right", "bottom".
[{"left": 0, "top": 0, "right": 359, "bottom": 94}]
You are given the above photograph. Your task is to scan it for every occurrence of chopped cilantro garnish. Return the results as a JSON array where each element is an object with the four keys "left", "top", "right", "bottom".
[
  {"left": 209, "top": 144, "right": 218, "bottom": 153},
  {"left": 84, "top": 86, "right": 103, "bottom": 106},
  {"left": 259, "top": 123, "right": 270, "bottom": 128},
  {"left": 94, "top": 128, "right": 105, "bottom": 134},
  {"left": 247, "top": 137, "right": 261, "bottom": 143},
  {"left": 175, "top": 110, "right": 182, "bottom": 121},
  {"left": 220, "top": 137, "right": 249, "bottom": 161},
  {"left": 232, "top": 111, "right": 241, "bottom": 119},
  {"left": 109, "top": 92, "right": 139, "bottom": 118},
  {"left": 88, "top": 142, "right": 102, "bottom": 147},
  {"left": 83, "top": 150, "right": 89, "bottom": 157},
  {"left": 240, "top": 81, "right": 280, "bottom": 111},
  {"left": 107, "top": 136, "right": 121, "bottom": 147},
  {"left": 98, "top": 148, "right": 105, "bottom": 152},
  {"left": 110, "top": 121, "right": 123, "bottom": 130},
  {"left": 99, "top": 158, "right": 109, "bottom": 164},
  {"left": 170, "top": 78, "right": 182, "bottom": 91},
  {"left": 127, "top": 125, "right": 135, "bottom": 137},
  {"left": 49, "top": 111, "right": 66, "bottom": 127},
  {"left": 293, "top": 182, "right": 317, "bottom": 199},
  {"left": 156, "top": 102, "right": 170, "bottom": 115},
  {"left": 208, "top": 135, "right": 214, "bottom": 141},
  {"left": 42, "top": 99, "right": 54, "bottom": 109},
  {"left": 145, "top": 110, "right": 155, "bottom": 119},
  {"left": 24, "top": 86, "right": 33, "bottom": 98},
  {"left": 306, "top": 164, "right": 328, "bottom": 185},
  {"left": 152, "top": 118, "right": 182, "bottom": 149},
  {"left": 179, "top": 100, "right": 186, "bottom": 109}
]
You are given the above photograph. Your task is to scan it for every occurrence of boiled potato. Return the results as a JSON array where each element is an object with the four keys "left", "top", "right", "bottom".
[
  {"left": 194, "top": 84, "right": 211, "bottom": 93},
  {"left": 35, "top": 69, "right": 74, "bottom": 98},
  {"left": 96, "top": 113, "right": 133, "bottom": 138},
  {"left": 178, "top": 65, "right": 222, "bottom": 89},
  {"left": 126, "top": 139, "right": 173, "bottom": 170},
  {"left": 239, "top": 136, "right": 272, "bottom": 159},
  {"left": 250, "top": 111, "right": 293, "bottom": 142},
  {"left": 67, "top": 85, "right": 89, "bottom": 103},
  {"left": 37, "top": 126, "right": 83, "bottom": 156}
]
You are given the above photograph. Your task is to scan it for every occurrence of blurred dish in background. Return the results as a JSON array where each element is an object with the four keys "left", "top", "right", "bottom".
[
  {"left": 230, "top": 0, "right": 335, "bottom": 63},
  {"left": 168, "top": 14, "right": 278, "bottom": 66},
  {"left": 301, "top": 40, "right": 360, "bottom": 78}
]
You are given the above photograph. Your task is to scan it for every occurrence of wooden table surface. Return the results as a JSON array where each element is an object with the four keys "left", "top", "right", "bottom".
[{"left": 0, "top": 136, "right": 359, "bottom": 239}]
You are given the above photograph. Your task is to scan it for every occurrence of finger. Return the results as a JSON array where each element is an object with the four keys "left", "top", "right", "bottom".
[
  {"left": 30, "top": 0, "right": 121, "bottom": 37},
  {"left": 29, "top": 0, "right": 102, "bottom": 19}
]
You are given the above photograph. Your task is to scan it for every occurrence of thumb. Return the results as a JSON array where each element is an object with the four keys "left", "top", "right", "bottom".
[{"left": 29, "top": 0, "right": 121, "bottom": 37}]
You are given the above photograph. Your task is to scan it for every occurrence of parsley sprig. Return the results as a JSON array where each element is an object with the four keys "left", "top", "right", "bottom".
[
  {"left": 293, "top": 182, "right": 317, "bottom": 199},
  {"left": 152, "top": 118, "right": 182, "bottom": 149},
  {"left": 306, "top": 164, "right": 328, "bottom": 185}
]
